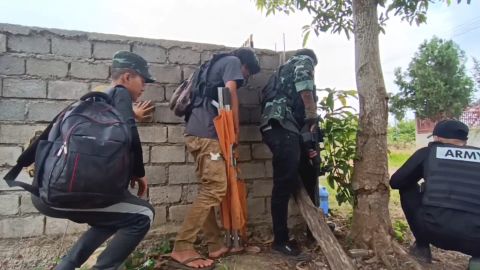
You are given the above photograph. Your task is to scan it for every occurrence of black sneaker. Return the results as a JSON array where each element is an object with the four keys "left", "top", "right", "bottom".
[
  {"left": 272, "top": 240, "right": 311, "bottom": 261},
  {"left": 409, "top": 243, "right": 432, "bottom": 264}
]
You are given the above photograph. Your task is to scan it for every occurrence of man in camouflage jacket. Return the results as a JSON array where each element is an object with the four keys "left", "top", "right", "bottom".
[{"left": 260, "top": 48, "right": 319, "bottom": 258}]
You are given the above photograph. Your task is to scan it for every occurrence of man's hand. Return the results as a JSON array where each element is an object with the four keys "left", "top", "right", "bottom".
[
  {"left": 133, "top": 101, "right": 155, "bottom": 122},
  {"left": 130, "top": 176, "right": 148, "bottom": 197}
]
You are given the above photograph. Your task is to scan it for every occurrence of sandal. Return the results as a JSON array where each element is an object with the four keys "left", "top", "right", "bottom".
[{"left": 166, "top": 256, "right": 215, "bottom": 270}]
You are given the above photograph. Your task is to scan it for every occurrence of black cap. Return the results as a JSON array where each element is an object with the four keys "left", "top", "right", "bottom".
[
  {"left": 112, "top": 51, "right": 155, "bottom": 83},
  {"left": 231, "top": 48, "right": 261, "bottom": 75},
  {"left": 429, "top": 120, "right": 469, "bottom": 140}
]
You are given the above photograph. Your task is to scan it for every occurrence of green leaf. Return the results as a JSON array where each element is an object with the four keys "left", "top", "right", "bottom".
[{"left": 302, "top": 30, "right": 310, "bottom": 47}]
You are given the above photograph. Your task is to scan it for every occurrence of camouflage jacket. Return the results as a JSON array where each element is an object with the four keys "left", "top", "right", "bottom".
[{"left": 260, "top": 55, "right": 316, "bottom": 133}]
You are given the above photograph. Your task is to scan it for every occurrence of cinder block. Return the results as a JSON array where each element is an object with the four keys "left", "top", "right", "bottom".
[
  {"left": 149, "top": 186, "right": 182, "bottom": 204},
  {"left": 265, "top": 161, "right": 273, "bottom": 178},
  {"left": 168, "top": 48, "right": 200, "bottom": 65},
  {"left": 0, "top": 169, "right": 33, "bottom": 191},
  {"left": 0, "top": 215, "right": 44, "bottom": 238},
  {"left": 0, "top": 124, "right": 46, "bottom": 144},
  {"left": 239, "top": 126, "right": 262, "bottom": 142},
  {"left": 132, "top": 44, "right": 167, "bottom": 63},
  {"left": 154, "top": 104, "right": 184, "bottom": 124},
  {"left": 70, "top": 62, "right": 109, "bottom": 80},
  {"left": 144, "top": 165, "right": 167, "bottom": 185},
  {"left": 45, "top": 218, "right": 88, "bottom": 235},
  {"left": 0, "top": 34, "right": 6, "bottom": 53},
  {"left": 7, "top": 35, "right": 49, "bottom": 54},
  {"left": 167, "top": 126, "right": 185, "bottom": 143},
  {"left": 0, "top": 146, "right": 22, "bottom": 166},
  {"left": 168, "top": 165, "right": 196, "bottom": 184},
  {"left": 52, "top": 38, "right": 91, "bottom": 58},
  {"left": 27, "top": 101, "right": 70, "bottom": 121},
  {"left": 184, "top": 184, "right": 198, "bottom": 203},
  {"left": 138, "top": 126, "right": 167, "bottom": 143},
  {"left": 0, "top": 195, "right": 19, "bottom": 215},
  {"left": 149, "top": 65, "right": 181, "bottom": 84},
  {"left": 142, "top": 146, "right": 150, "bottom": 163},
  {"left": 152, "top": 206, "right": 167, "bottom": 227},
  {"left": 48, "top": 80, "right": 90, "bottom": 100},
  {"left": 26, "top": 58, "right": 68, "bottom": 78},
  {"left": 20, "top": 194, "right": 38, "bottom": 214},
  {"left": 239, "top": 106, "right": 250, "bottom": 124},
  {"left": 237, "top": 145, "right": 251, "bottom": 161},
  {"left": 247, "top": 198, "right": 266, "bottom": 220},
  {"left": 0, "top": 100, "right": 26, "bottom": 121},
  {"left": 239, "top": 162, "right": 265, "bottom": 180},
  {"left": 151, "top": 145, "right": 185, "bottom": 163},
  {"left": 238, "top": 88, "right": 260, "bottom": 105},
  {"left": 247, "top": 71, "right": 273, "bottom": 90},
  {"left": 169, "top": 204, "right": 191, "bottom": 222},
  {"left": 139, "top": 84, "right": 164, "bottom": 102},
  {"left": 249, "top": 180, "right": 273, "bottom": 198},
  {"left": 93, "top": 42, "right": 130, "bottom": 59},
  {"left": 252, "top": 143, "right": 272, "bottom": 159},
  {"left": 182, "top": 66, "right": 197, "bottom": 80},
  {"left": 0, "top": 55, "right": 25, "bottom": 75},
  {"left": 3, "top": 79, "right": 46, "bottom": 98},
  {"left": 259, "top": 54, "right": 280, "bottom": 70},
  {"left": 249, "top": 107, "right": 261, "bottom": 124},
  {"left": 165, "top": 85, "right": 176, "bottom": 101}
]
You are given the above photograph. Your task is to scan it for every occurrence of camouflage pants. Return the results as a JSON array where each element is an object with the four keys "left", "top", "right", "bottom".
[{"left": 173, "top": 136, "right": 227, "bottom": 253}]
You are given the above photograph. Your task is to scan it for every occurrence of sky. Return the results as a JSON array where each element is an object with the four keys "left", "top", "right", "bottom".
[{"left": 0, "top": 0, "right": 479, "bottom": 108}]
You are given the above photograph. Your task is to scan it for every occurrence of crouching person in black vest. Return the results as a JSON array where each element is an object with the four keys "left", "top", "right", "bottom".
[
  {"left": 16, "top": 51, "right": 156, "bottom": 270},
  {"left": 390, "top": 120, "right": 480, "bottom": 269}
]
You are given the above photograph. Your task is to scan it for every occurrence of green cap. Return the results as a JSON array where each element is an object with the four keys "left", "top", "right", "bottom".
[{"left": 112, "top": 51, "right": 155, "bottom": 83}]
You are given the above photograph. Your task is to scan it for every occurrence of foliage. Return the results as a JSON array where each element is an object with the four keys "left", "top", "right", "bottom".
[
  {"left": 392, "top": 219, "right": 409, "bottom": 243},
  {"left": 390, "top": 37, "right": 475, "bottom": 121},
  {"left": 319, "top": 88, "right": 358, "bottom": 206},
  {"left": 388, "top": 150, "right": 411, "bottom": 169},
  {"left": 387, "top": 120, "right": 415, "bottom": 148},
  {"left": 124, "top": 239, "right": 172, "bottom": 270}
]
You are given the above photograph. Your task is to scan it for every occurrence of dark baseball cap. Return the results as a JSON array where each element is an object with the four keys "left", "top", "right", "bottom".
[
  {"left": 112, "top": 51, "right": 155, "bottom": 83},
  {"left": 429, "top": 119, "right": 469, "bottom": 140}
]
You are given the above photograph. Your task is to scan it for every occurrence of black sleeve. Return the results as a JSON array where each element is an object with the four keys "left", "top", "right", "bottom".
[{"left": 389, "top": 147, "right": 429, "bottom": 190}]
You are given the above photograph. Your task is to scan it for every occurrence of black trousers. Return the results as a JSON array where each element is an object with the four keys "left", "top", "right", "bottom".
[
  {"left": 32, "top": 192, "right": 155, "bottom": 270},
  {"left": 400, "top": 185, "right": 480, "bottom": 257},
  {"left": 262, "top": 124, "right": 316, "bottom": 245}
]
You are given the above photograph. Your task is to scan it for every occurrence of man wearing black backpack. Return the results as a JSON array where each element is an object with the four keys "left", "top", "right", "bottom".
[
  {"left": 169, "top": 48, "right": 260, "bottom": 270},
  {"left": 259, "top": 48, "right": 318, "bottom": 259},
  {"left": 30, "top": 51, "right": 155, "bottom": 270}
]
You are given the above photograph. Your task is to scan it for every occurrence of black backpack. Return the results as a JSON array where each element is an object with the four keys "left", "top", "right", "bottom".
[
  {"left": 260, "top": 65, "right": 285, "bottom": 111},
  {"left": 3, "top": 92, "right": 132, "bottom": 208}
]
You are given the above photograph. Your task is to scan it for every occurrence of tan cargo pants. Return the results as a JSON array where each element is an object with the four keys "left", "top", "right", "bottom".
[{"left": 173, "top": 136, "right": 227, "bottom": 253}]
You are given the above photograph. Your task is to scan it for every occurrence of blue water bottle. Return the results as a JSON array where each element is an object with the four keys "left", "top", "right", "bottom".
[{"left": 319, "top": 186, "right": 329, "bottom": 216}]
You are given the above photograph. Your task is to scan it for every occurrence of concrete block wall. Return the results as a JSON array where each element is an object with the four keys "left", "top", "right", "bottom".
[{"left": 0, "top": 23, "right": 300, "bottom": 238}]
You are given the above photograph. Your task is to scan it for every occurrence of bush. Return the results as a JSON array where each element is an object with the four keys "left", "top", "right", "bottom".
[{"left": 388, "top": 120, "right": 415, "bottom": 149}]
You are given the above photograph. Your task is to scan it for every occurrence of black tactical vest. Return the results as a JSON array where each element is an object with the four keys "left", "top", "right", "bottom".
[{"left": 423, "top": 144, "right": 480, "bottom": 214}]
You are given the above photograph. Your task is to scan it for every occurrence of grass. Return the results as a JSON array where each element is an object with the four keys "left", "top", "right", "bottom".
[{"left": 388, "top": 150, "right": 413, "bottom": 169}]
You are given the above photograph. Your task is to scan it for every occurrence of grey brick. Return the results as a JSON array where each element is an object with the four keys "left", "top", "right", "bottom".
[
  {"left": 168, "top": 48, "right": 200, "bottom": 65},
  {"left": 239, "top": 162, "right": 265, "bottom": 180},
  {"left": 250, "top": 107, "right": 261, "bottom": 124},
  {"left": 182, "top": 66, "right": 197, "bottom": 80},
  {"left": 27, "top": 101, "right": 70, "bottom": 121},
  {"left": 239, "top": 126, "right": 262, "bottom": 142},
  {"left": 139, "top": 84, "right": 164, "bottom": 102},
  {"left": 138, "top": 126, "right": 167, "bottom": 143},
  {"left": 152, "top": 206, "right": 167, "bottom": 227},
  {"left": 90, "top": 82, "right": 110, "bottom": 92},
  {"left": 3, "top": 79, "right": 46, "bottom": 98},
  {"left": 154, "top": 104, "right": 183, "bottom": 124},
  {"left": 238, "top": 88, "right": 259, "bottom": 105},
  {"left": 144, "top": 165, "right": 167, "bottom": 185},
  {"left": 142, "top": 146, "right": 150, "bottom": 163},
  {"left": 184, "top": 184, "right": 198, "bottom": 203},
  {"left": 20, "top": 194, "right": 38, "bottom": 214},
  {"left": 247, "top": 198, "right": 266, "bottom": 220},
  {"left": 169, "top": 204, "right": 190, "bottom": 222},
  {"left": 70, "top": 62, "right": 109, "bottom": 79},
  {"left": 239, "top": 106, "right": 249, "bottom": 124},
  {"left": 45, "top": 218, "right": 88, "bottom": 235},
  {"left": 237, "top": 145, "right": 251, "bottom": 161},
  {"left": 93, "top": 42, "right": 130, "bottom": 59},
  {"left": 265, "top": 161, "right": 273, "bottom": 178},
  {"left": 247, "top": 71, "right": 273, "bottom": 90},
  {"left": 165, "top": 85, "right": 176, "bottom": 101},
  {"left": 0, "top": 169, "right": 33, "bottom": 191},
  {"left": 149, "top": 186, "right": 182, "bottom": 204},
  {"left": 259, "top": 54, "right": 280, "bottom": 70},
  {"left": 0, "top": 215, "right": 44, "bottom": 238},
  {"left": 7, "top": 35, "right": 49, "bottom": 54},
  {"left": 0, "top": 124, "right": 46, "bottom": 144},
  {"left": 167, "top": 126, "right": 185, "bottom": 143},
  {"left": 52, "top": 38, "right": 91, "bottom": 58},
  {"left": 132, "top": 44, "right": 167, "bottom": 63},
  {"left": 26, "top": 58, "right": 68, "bottom": 78},
  {"left": 252, "top": 143, "right": 272, "bottom": 159},
  {"left": 48, "top": 80, "right": 90, "bottom": 99},
  {"left": 0, "top": 100, "right": 26, "bottom": 121},
  {"left": 168, "top": 165, "right": 195, "bottom": 184},
  {"left": 150, "top": 65, "right": 181, "bottom": 84},
  {"left": 0, "top": 146, "right": 22, "bottom": 166},
  {"left": 151, "top": 145, "right": 185, "bottom": 163},
  {"left": 0, "top": 55, "right": 25, "bottom": 75},
  {"left": 0, "top": 195, "right": 19, "bottom": 215},
  {"left": 249, "top": 180, "right": 272, "bottom": 198},
  {"left": 0, "top": 34, "right": 6, "bottom": 53}
]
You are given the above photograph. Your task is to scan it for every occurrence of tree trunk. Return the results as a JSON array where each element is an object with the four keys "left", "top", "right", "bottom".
[
  {"left": 350, "top": 0, "right": 393, "bottom": 258},
  {"left": 294, "top": 185, "right": 356, "bottom": 270}
]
